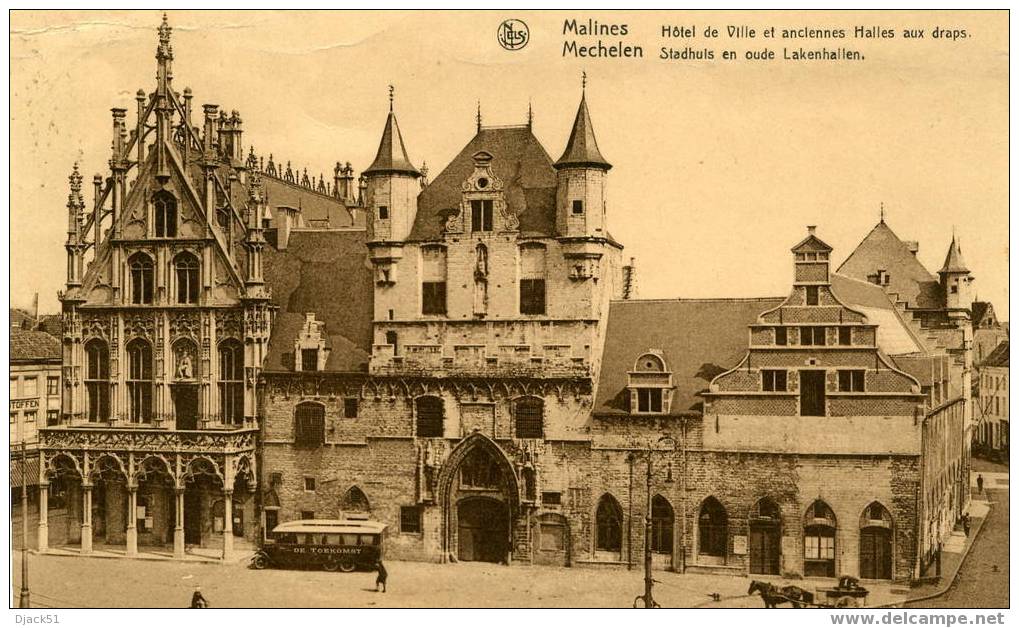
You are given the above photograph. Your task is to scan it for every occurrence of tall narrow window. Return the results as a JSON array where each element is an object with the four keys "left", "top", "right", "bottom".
[
  {"left": 84, "top": 340, "right": 110, "bottom": 423},
  {"left": 219, "top": 341, "right": 244, "bottom": 425},
  {"left": 698, "top": 497, "right": 728, "bottom": 557},
  {"left": 470, "top": 199, "right": 493, "bottom": 232},
  {"left": 174, "top": 253, "right": 200, "bottom": 304},
  {"left": 651, "top": 495, "right": 675, "bottom": 554},
  {"left": 126, "top": 339, "right": 153, "bottom": 423},
  {"left": 519, "top": 244, "right": 547, "bottom": 315},
  {"left": 294, "top": 402, "right": 325, "bottom": 447},
  {"left": 301, "top": 348, "right": 319, "bottom": 372},
  {"left": 572, "top": 199, "right": 584, "bottom": 215},
  {"left": 514, "top": 397, "right": 544, "bottom": 439},
  {"left": 775, "top": 327, "right": 788, "bottom": 346},
  {"left": 806, "top": 285, "right": 819, "bottom": 306},
  {"left": 415, "top": 396, "right": 444, "bottom": 437},
  {"left": 154, "top": 191, "right": 178, "bottom": 238},
  {"left": 129, "top": 254, "right": 154, "bottom": 305},
  {"left": 838, "top": 326, "right": 852, "bottom": 346},
  {"left": 421, "top": 246, "right": 447, "bottom": 315}
]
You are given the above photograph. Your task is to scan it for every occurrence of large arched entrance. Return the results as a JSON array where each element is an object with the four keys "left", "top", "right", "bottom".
[
  {"left": 437, "top": 433, "right": 519, "bottom": 564},
  {"left": 457, "top": 497, "right": 509, "bottom": 563}
]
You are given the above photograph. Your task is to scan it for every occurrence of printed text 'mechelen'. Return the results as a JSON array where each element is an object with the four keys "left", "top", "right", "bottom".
[{"left": 562, "top": 19, "right": 643, "bottom": 58}]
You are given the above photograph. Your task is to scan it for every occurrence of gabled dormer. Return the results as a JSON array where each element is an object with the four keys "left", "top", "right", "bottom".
[{"left": 627, "top": 351, "right": 673, "bottom": 415}]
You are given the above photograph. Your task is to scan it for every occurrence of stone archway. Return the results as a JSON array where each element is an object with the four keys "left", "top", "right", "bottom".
[{"left": 436, "top": 432, "right": 520, "bottom": 564}]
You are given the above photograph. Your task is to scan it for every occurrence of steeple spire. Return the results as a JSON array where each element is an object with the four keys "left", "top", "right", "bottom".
[
  {"left": 476, "top": 100, "right": 482, "bottom": 133},
  {"left": 554, "top": 78, "right": 611, "bottom": 171},
  {"left": 939, "top": 234, "right": 970, "bottom": 274},
  {"left": 363, "top": 86, "right": 420, "bottom": 177}
]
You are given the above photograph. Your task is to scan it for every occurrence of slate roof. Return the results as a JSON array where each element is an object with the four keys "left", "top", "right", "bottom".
[
  {"left": 411, "top": 126, "right": 558, "bottom": 241},
  {"left": 830, "top": 273, "right": 925, "bottom": 356},
  {"left": 981, "top": 341, "right": 1009, "bottom": 368},
  {"left": 594, "top": 297, "right": 784, "bottom": 416},
  {"left": 262, "top": 230, "right": 374, "bottom": 373},
  {"left": 262, "top": 177, "right": 360, "bottom": 229},
  {"left": 837, "top": 220, "right": 944, "bottom": 309},
  {"left": 11, "top": 328, "right": 62, "bottom": 362},
  {"left": 363, "top": 111, "right": 420, "bottom": 177},
  {"left": 555, "top": 94, "right": 611, "bottom": 170}
]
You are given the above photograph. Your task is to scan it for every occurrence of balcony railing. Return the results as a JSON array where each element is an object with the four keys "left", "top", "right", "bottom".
[{"left": 39, "top": 425, "right": 257, "bottom": 454}]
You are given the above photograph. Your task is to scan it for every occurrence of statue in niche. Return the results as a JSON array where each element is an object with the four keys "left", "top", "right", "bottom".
[
  {"left": 473, "top": 244, "right": 489, "bottom": 317},
  {"left": 175, "top": 345, "right": 196, "bottom": 380}
]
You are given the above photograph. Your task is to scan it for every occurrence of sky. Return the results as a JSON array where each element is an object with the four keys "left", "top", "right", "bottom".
[{"left": 9, "top": 10, "right": 1009, "bottom": 318}]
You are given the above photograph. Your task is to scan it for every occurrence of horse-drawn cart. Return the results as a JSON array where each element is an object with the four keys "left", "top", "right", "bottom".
[
  {"left": 816, "top": 576, "right": 870, "bottom": 608},
  {"left": 750, "top": 576, "right": 869, "bottom": 609}
]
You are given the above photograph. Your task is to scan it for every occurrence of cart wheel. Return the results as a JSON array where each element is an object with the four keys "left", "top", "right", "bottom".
[
  {"left": 251, "top": 554, "right": 268, "bottom": 570},
  {"left": 323, "top": 559, "right": 339, "bottom": 572},
  {"left": 339, "top": 559, "right": 356, "bottom": 573},
  {"left": 836, "top": 596, "right": 858, "bottom": 608}
]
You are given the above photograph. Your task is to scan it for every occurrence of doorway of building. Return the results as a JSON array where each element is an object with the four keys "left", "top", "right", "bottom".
[
  {"left": 457, "top": 497, "right": 508, "bottom": 563},
  {"left": 749, "top": 522, "right": 781, "bottom": 575},
  {"left": 173, "top": 385, "right": 199, "bottom": 430},
  {"left": 800, "top": 371, "right": 826, "bottom": 416},
  {"left": 860, "top": 527, "right": 892, "bottom": 579},
  {"left": 183, "top": 489, "right": 202, "bottom": 545}
]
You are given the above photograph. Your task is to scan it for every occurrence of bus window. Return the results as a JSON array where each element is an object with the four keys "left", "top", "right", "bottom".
[
  {"left": 359, "top": 534, "right": 377, "bottom": 546},
  {"left": 341, "top": 534, "right": 358, "bottom": 546},
  {"left": 320, "top": 535, "right": 330, "bottom": 545},
  {"left": 278, "top": 533, "right": 297, "bottom": 544},
  {"left": 302, "top": 534, "right": 315, "bottom": 545},
  {"left": 324, "top": 534, "right": 340, "bottom": 545}
]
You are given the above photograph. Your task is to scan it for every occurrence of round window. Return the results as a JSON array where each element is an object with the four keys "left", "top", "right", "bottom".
[{"left": 477, "top": 177, "right": 488, "bottom": 189}]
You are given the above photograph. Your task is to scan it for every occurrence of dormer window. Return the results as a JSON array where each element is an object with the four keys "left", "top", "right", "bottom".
[
  {"left": 293, "top": 313, "right": 330, "bottom": 372},
  {"left": 628, "top": 352, "right": 672, "bottom": 415},
  {"left": 301, "top": 349, "right": 319, "bottom": 372}
]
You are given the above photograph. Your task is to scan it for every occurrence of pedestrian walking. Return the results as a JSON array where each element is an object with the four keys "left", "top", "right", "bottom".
[
  {"left": 977, "top": 474, "right": 984, "bottom": 495},
  {"left": 375, "top": 559, "right": 388, "bottom": 593},
  {"left": 962, "top": 512, "right": 971, "bottom": 536},
  {"left": 190, "top": 585, "right": 209, "bottom": 608}
]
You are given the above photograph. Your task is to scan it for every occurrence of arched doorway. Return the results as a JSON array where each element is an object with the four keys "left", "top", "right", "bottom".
[
  {"left": 651, "top": 495, "right": 674, "bottom": 567},
  {"left": 595, "top": 494, "right": 623, "bottom": 560},
  {"left": 436, "top": 433, "right": 519, "bottom": 564},
  {"left": 859, "top": 502, "right": 893, "bottom": 580},
  {"left": 749, "top": 497, "right": 782, "bottom": 575},
  {"left": 457, "top": 497, "right": 508, "bottom": 563},
  {"left": 698, "top": 496, "right": 728, "bottom": 565}
]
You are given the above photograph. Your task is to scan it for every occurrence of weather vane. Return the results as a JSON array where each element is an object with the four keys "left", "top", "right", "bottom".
[{"left": 388, "top": 85, "right": 394, "bottom": 112}]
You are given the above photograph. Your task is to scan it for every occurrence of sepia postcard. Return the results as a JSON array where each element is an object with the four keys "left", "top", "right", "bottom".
[{"left": 7, "top": 8, "right": 1010, "bottom": 620}]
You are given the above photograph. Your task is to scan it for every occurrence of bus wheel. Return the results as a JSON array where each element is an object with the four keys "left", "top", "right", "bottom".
[
  {"left": 252, "top": 554, "right": 268, "bottom": 570},
  {"left": 323, "top": 560, "right": 340, "bottom": 572},
  {"left": 339, "top": 559, "right": 356, "bottom": 573}
]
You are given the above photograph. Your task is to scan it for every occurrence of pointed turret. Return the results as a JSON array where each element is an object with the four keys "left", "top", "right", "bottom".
[
  {"left": 939, "top": 235, "right": 970, "bottom": 274},
  {"left": 364, "top": 86, "right": 420, "bottom": 244},
  {"left": 555, "top": 78, "right": 611, "bottom": 239},
  {"left": 554, "top": 91, "right": 611, "bottom": 171},
  {"left": 938, "top": 234, "right": 973, "bottom": 311},
  {"left": 363, "top": 87, "right": 420, "bottom": 177}
]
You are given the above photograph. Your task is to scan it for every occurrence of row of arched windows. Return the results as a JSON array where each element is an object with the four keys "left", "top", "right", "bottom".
[
  {"left": 83, "top": 338, "right": 244, "bottom": 425},
  {"left": 128, "top": 251, "right": 200, "bottom": 305},
  {"left": 292, "top": 396, "right": 547, "bottom": 446},
  {"left": 591, "top": 494, "right": 895, "bottom": 579}
]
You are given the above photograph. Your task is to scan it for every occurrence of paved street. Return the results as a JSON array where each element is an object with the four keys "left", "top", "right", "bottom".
[{"left": 906, "top": 459, "right": 1009, "bottom": 609}]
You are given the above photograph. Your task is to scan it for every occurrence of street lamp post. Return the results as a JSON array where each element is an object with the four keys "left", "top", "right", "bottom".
[
  {"left": 636, "top": 435, "right": 675, "bottom": 609},
  {"left": 20, "top": 440, "right": 31, "bottom": 608}
]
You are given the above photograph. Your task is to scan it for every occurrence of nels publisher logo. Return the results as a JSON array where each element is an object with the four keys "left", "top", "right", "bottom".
[{"left": 498, "top": 19, "right": 529, "bottom": 51}]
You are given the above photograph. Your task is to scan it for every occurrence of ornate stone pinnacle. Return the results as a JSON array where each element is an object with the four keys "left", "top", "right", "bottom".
[{"left": 157, "top": 13, "right": 173, "bottom": 60}]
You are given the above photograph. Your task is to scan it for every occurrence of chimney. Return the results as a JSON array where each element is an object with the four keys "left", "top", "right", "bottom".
[
  {"left": 807, "top": 225, "right": 817, "bottom": 236},
  {"left": 32, "top": 293, "right": 39, "bottom": 323},
  {"left": 905, "top": 241, "right": 919, "bottom": 256},
  {"left": 276, "top": 206, "right": 299, "bottom": 250}
]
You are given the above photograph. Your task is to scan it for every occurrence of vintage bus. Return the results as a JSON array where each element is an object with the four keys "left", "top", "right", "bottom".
[{"left": 252, "top": 518, "right": 387, "bottom": 572}]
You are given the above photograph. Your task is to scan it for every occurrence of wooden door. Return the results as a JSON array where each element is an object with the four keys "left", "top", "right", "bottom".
[
  {"left": 800, "top": 371, "right": 826, "bottom": 416},
  {"left": 860, "top": 527, "right": 892, "bottom": 579},
  {"left": 749, "top": 524, "right": 780, "bottom": 575}
]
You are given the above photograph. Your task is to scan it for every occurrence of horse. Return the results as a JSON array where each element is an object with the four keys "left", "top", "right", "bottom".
[{"left": 748, "top": 580, "right": 815, "bottom": 608}]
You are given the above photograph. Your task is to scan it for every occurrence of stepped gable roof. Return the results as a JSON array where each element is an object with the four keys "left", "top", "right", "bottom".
[
  {"left": 11, "top": 328, "right": 61, "bottom": 362},
  {"left": 363, "top": 111, "right": 420, "bottom": 177},
  {"left": 554, "top": 93, "right": 611, "bottom": 170},
  {"left": 939, "top": 235, "right": 970, "bottom": 274},
  {"left": 836, "top": 220, "right": 943, "bottom": 309},
  {"left": 411, "top": 126, "right": 558, "bottom": 240},
  {"left": 981, "top": 341, "right": 1009, "bottom": 368},
  {"left": 263, "top": 230, "right": 374, "bottom": 373},
  {"left": 594, "top": 297, "right": 784, "bottom": 416}
]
